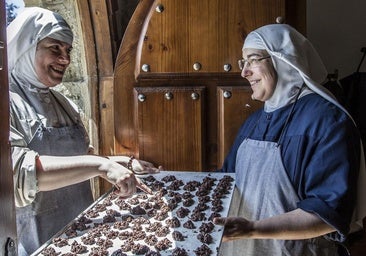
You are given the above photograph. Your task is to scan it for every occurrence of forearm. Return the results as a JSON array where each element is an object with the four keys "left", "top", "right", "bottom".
[
  {"left": 251, "top": 208, "right": 335, "bottom": 240},
  {"left": 36, "top": 155, "right": 112, "bottom": 191}
]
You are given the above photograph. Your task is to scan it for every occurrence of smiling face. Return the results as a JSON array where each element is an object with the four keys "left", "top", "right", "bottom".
[
  {"left": 34, "top": 37, "right": 72, "bottom": 87},
  {"left": 241, "top": 48, "right": 278, "bottom": 102}
]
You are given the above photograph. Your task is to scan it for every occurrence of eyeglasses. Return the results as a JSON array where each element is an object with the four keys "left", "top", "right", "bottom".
[{"left": 238, "top": 55, "right": 271, "bottom": 70}]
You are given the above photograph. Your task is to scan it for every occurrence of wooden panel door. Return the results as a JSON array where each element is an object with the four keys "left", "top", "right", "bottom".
[
  {"left": 134, "top": 87, "right": 205, "bottom": 170},
  {"left": 217, "top": 86, "right": 264, "bottom": 167},
  {"left": 139, "top": 0, "right": 287, "bottom": 74},
  {"left": 110, "top": 0, "right": 305, "bottom": 180}
]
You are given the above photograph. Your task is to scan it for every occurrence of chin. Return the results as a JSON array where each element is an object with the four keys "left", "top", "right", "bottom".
[
  {"left": 49, "top": 79, "right": 63, "bottom": 86},
  {"left": 251, "top": 93, "right": 261, "bottom": 101}
]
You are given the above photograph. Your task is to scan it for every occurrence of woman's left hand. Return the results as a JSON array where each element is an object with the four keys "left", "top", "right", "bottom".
[
  {"left": 213, "top": 216, "right": 254, "bottom": 241},
  {"left": 107, "top": 156, "right": 163, "bottom": 175},
  {"left": 131, "top": 159, "right": 163, "bottom": 174}
]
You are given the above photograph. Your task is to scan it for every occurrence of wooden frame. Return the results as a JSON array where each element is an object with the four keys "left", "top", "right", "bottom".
[{"left": 0, "top": 0, "right": 17, "bottom": 253}]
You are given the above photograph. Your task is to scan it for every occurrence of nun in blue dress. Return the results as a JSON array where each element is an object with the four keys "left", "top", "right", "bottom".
[{"left": 215, "top": 24, "right": 366, "bottom": 256}]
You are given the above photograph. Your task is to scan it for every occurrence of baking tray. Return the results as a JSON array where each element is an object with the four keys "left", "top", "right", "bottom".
[{"left": 32, "top": 171, "right": 235, "bottom": 256}]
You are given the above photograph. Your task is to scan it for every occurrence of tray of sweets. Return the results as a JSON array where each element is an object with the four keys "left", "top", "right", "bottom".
[{"left": 33, "top": 171, "right": 235, "bottom": 256}]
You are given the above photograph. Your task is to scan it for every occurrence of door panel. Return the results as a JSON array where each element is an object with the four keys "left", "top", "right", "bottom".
[
  {"left": 217, "top": 86, "right": 263, "bottom": 167},
  {"left": 135, "top": 87, "right": 205, "bottom": 170},
  {"left": 139, "top": 0, "right": 286, "bottom": 75}
]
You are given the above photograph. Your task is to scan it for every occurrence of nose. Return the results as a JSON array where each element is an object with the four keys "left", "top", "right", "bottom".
[
  {"left": 241, "top": 66, "right": 252, "bottom": 78},
  {"left": 57, "top": 50, "right": 71, "bottom": 64}
]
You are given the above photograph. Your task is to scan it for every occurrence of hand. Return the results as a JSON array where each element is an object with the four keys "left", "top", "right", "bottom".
[
  {"left": 131, "top": 159, "right": 163, "bottom": 174},
  {"left": 213, "top": 217, "right": 254, "bottom": 241},
  {"left": 98, "top": 161, "right": 135, "bottom": 197},
  {"left": 135, "top": 176, "right": 153, "bottom": 194},
  {"left": 87, "top": 145, "right": 95, "bottom": 155},
  {"left": 113, "top": 175, "right": 153, "bottom": 198},
  {"left": 101, "top": 164, "right": 136, "bottom": 198},
  {"left": 100, "top": 159, "right": 153, "bottom": 198},
  {"left": 107, "top": 156, "right": 163, "bottom": 175}
]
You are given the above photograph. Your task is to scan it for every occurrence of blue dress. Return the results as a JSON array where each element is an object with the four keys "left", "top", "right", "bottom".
[{"left": 220, "top": 93, "right": 361, "bottom": 242}]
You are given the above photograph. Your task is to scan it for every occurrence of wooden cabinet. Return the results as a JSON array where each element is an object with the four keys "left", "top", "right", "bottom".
[{"left": 107, "top": 0, "right": 305, "bottom": 184}]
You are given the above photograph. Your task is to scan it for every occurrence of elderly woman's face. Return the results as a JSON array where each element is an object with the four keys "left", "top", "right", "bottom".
[
  {"left": 35, "top": 37, "right": 72, "bottom": 87},
  {"left": 241, "top": 48, "right": 277, "bottom": 101}
]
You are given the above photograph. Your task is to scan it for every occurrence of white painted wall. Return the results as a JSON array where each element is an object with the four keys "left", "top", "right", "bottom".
[{"left": 307, "top": 0, "right": 366, "bottom": 79}]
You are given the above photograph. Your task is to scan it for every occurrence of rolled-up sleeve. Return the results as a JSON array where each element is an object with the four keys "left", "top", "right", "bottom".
[
  {"left": 295, "top": 117, "right": 361, "bottom": 242},
  {"left": 11, "top": 128, "right": 39, "bottom": 207}
]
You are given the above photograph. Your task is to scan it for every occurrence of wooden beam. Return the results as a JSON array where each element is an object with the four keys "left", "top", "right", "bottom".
[{"left": 81, "top": 0, "right": 115, "bottom": 194}]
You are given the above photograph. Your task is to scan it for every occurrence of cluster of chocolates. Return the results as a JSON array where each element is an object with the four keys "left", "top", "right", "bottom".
[{"left": 39, "top": 173, "right": 234, "bottom": 256}]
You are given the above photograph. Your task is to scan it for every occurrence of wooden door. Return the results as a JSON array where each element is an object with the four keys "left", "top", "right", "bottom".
[
  {"left": 134, "top": 86, "right": 205, "bottom": 170},
  {"left": 0, "top": 0, "right": 17, "bottom": 254},
  {"left": 217, "top": 86, "right": 264, "bottom": 167},
  {"left": 109, "top": 0, "right": 305, "bottom": 179}
]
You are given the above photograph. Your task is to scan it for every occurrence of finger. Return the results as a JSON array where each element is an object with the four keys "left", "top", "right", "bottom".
[
  {"left": 128, "top": 178, "right": 137, "bottom": 195},
  {"left": 213, "top": 217, "right": 226, "bottom": 226},
  {"left": 114, "top": 184, "right": 121, "bottom": 192},
  {"left": 143, "top": 162, "right": 154, "bottom": 168},
  {"left": 117, "top": 181, "right": 129, "bottom": 195},
  {"left": 115, "top": 175, "right": 135, "bottom": 194},
  {"left": 134, "top": 167, "right": 160, "bottom": 175},
  {"left": 147, "top": 167, "right": 160, "bottom": 174},
  {"left": 115, "top": 182, "right": 133, "bottom": 199},
  {"left": 136, "top": 177, "right": 153, "bottom": 194}
]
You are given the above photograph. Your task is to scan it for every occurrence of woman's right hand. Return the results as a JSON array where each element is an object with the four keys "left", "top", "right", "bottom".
[
  {"left": 213, "top": 216, "right": 255, "bottom": 241},
  {"left": 100, "top": 160, "right": 152, "bottom": 198}
]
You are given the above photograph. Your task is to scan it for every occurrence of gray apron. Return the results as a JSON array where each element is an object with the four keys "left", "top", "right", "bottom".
[
  {"left": 15, "top": 89, "right": 93, "bottom": 255},
  {"left": 219, "top": 91, "right": 338, "bottom": 256}
]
